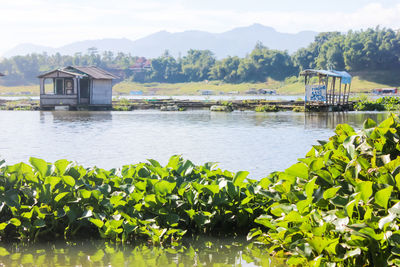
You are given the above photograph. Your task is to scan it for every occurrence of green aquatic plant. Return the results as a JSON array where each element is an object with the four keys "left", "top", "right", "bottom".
[
  {"left": 354, "top": 96, "right": 400, "bottom": 111},
  {"left": 249, "top": 114, "right": 400, "bottom": 265},
  {"left": 113, "top": 98, "right": 131, "bottom": 111},
  {"left": 0, "top": 156, "right": 270, "bottom": 244},
  {"left": 292, "top": 106, "right": 305, "bottom": 112},
  {"left": 255, "top": 105, "right": 279, "bottom": 112}
]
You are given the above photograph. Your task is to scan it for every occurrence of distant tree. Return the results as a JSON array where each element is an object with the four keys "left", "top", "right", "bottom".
[{"left": 181, "top": 49, "right": 215, "bottom": 81}]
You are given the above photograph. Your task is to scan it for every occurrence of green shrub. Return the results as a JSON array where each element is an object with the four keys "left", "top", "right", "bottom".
[
  {"left": 354, "top": 96, "right": 400, "bottom": 111},
  {"left": 249, "top": 114, "right": 400, "bottom": 265},
  {"left": 255, "top": 105, "right": 279, "bottom": 112},
  {"left": 292, "top": 106, "right": 305, "bottom": 112}
]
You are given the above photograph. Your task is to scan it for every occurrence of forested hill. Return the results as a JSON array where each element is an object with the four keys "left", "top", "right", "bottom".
[{"left": 0, "top": 27, "right": 399, "bottom": 87}]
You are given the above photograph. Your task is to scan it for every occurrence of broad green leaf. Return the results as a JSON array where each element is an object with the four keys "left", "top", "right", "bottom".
[
  {"left": 307, "top": 236, "right": 335, "bottom": 254},
  {"left": 363, "top": 118, "right": 377, "bottom": 129},
  {"left": 284, "top": 211, "right": 303, "bottom": 223},
  {"left": 147, "top": 159, "right": 162, "bottom": 168},
  {"left": 204, "top": 184, "right": 220, "bottom": 195},
  {"left": 29, "top": 157, "right": 48, "bottom": 178},
  {"left": 233, "top": 171, "right": 249, "bottom": 186},
  {"left": 144, "top": 194, "right": 157, "bottom": 207},
  {"left": 9, "top": 218, "right": 21, "bottom": 227},
  {"left": 356, "top": 181, "right": 373, "bottom": 203},
  {"left": 258, "top": 177, "right": 271, "bottom": 189},
  {"left": 166, "top": 155, "right": 181, "bottom": 170},
  {"left": 323, "top": 186, "right": 341, "bottom": 199},
  {"left": 62, "top": 176, "right": 75, "bottom": 187},
  {"left": 375, "top": 186, "right": 393, "bottom": 209},
  {"left": 305, "top": 177, "right": 317, "bottom": 198},
  {"left": 54, "top": 159, "right": 70, "bottom": 175},
  {"left": 89, "top": 218, "right": 104, "bottom": 228},
  {"left": 297, "top": 197, "right": 312, "bottom": 214},
  {"left": 154, "top": 180, "right": 176, "bottom": 196},
  {"left": 285, "top": 163, "right": 308, "bottom": 179},
  {"left": 79, "top": 189, "right": 92, "bottom": 199},
  {"left": 44, "top": 176, "right": 61, "bottom": 189},
  {"left": 254, "top": 215, "right": 276, "bottom": 230},
  {"left": 54, "top": 192, "right": 69, "bottom": 202}
]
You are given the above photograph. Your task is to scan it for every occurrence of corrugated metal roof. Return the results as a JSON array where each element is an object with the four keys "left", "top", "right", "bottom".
[
  {"left": 300, "top": 69, "right": 352, "bottom": 84},
  {"left": 68, "top": 66, "right": 119, "bottom": 79},
  {"left": 37, "top": 69, "right": 85, "bottom": 78},
  {"left": 38, "top": 66, "right": 119, "bottom": 79}
]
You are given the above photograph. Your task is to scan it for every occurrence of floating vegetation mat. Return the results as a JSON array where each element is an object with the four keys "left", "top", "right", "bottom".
[{"left": 2, "top": 114, "right": 400, "bottom": 265}]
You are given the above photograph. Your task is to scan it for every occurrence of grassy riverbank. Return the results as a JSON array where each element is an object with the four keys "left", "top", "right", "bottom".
[{"left": 0, "top": 71, "right": 397, "bottom": 96}]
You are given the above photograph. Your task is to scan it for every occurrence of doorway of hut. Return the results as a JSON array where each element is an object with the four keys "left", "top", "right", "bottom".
[{"left": 80, "top": 79, "right": 90, "bottom": 104}]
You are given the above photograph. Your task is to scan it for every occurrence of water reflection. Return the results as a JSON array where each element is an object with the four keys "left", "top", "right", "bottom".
[
  {"left": 304, "top": 112, "right": 390, "bottom": 129},
  {"left": 0, "top": 237, "right": 278, "bottom": 267},
  {"left": 40, "top": 111, "right": 113, "bottom": 123}
]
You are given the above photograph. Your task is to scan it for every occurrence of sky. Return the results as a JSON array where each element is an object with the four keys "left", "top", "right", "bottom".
[{"left": 0, "top": 0, "right": 399, "bottom": 54}]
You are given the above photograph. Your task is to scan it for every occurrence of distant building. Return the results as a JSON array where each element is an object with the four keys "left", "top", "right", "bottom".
[
  {"left": 227, "top": 91, "right": 239, "bottom": 95},
  {"left": 258, "top": 89, "right": 276, "bottom": 95},
  {"left": 372, "top": 88, "right": 398, "bottom": 95},
  {"left": 130, "top": 90, "right": 143, "bottom": 95},
  {"left": 245, "top": 89, "right": 258, "bottom": 94},
  {"left": 198, "top": 90, "right": 214, "bottom": 95},
  {"left": 129, "top": 58, "right": 152, "bottom": 72},
  {"left": 38, "top": 66, "right": 119, "bottom": 110}
]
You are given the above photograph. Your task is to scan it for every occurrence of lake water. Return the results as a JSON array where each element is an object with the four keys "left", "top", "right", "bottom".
[
  {"left": 0, "top": 110, "right": 390, "bottom": 179},
  {"left": 0, "top": 110, "right": 391, "bottom": 266},
  {"left": 0, "top": 94, "right": 303, "bottom": 101}
]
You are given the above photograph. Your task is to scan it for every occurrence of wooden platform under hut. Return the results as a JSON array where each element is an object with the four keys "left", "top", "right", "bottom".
[{"left": 300, "top": 69, "right": 354, "bottom": 111}]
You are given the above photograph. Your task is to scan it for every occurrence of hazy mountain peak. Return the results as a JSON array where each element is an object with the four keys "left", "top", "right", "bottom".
[{"left": 3, "top": 24, "right": 317, "bottom": 58}]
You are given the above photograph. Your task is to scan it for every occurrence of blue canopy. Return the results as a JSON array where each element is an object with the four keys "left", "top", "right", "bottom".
[{"left": 300, "top": 69, "right": 352, "bottom": 84}]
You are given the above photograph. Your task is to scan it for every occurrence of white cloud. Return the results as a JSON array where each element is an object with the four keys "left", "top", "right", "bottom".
[{"left": 0, "top": 1, "right": 399, "bottom": 54}]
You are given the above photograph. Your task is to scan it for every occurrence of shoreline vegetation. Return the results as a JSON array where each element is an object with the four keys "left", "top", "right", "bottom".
[
  {"left": 0, "top": 72, "right": 397, "bottom": 97},
  {"left": 1, "top": 28, "right": 400, "bottom": 91},
  {"left": 3, "top": 96, "right": 400, "bottom": 112},
  {"left": 1, "top": 115, "right": 400, "bottom": 265}
]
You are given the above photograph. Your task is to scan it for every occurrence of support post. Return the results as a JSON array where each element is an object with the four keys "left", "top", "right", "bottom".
[
  {"left": 338, "top": 78, "right": 342, "bottom": 105},
  {"left": 39, "top": 78, "right": 45, "bottom": 94},
  {"left": 332, "top": 77, "right": 336, "bottom": 106}
]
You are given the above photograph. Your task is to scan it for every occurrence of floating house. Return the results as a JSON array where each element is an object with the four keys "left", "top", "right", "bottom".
[
  {"left": 300, "top": 69, "right": 352, "bottom": 111},
  {"left": 38, "top": 66, "right": 118, "bottom": 110}
]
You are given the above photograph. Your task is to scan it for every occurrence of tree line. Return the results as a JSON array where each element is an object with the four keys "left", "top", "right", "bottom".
[{"left": 0, "top": 27, "right": 399, "bottom": 86}]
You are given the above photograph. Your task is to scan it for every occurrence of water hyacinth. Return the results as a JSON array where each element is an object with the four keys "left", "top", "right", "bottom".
[
  {"left": 2, "top": 114, "right": 400, "bottom": 265},
  {"left": 0, "top": 155, "right": 271, "bottom": 244},
  {"left": 250, "top": 114, "right": 400, "bottom": 266}
]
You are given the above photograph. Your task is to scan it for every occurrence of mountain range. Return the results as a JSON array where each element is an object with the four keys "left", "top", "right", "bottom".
[{"left": 3, "top": 24, "right": 317, "bottom": 58}]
